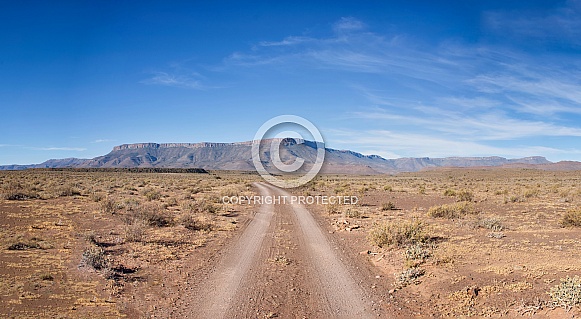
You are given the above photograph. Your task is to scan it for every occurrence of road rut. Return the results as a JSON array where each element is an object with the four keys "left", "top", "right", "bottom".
[{"left": 190, "top": 182, "right": 374, "bottom": 318}]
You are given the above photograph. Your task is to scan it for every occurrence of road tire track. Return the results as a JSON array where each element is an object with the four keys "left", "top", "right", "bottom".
[{"left": 190, "top": 182, "right": 375, "bottom": 318}]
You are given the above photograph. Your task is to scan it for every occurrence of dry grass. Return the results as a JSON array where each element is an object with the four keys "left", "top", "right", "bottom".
[
  {"left": 427, "top": 202, "right": 479, "bottom": 219},
  {"left": 367, "top": 219, "right": 428, "bottom": 248},
  {"left": 560, "top": 208, "right": 581, "bottom": 227}
]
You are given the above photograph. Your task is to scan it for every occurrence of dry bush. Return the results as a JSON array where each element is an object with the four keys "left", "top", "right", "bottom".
[
  {"left": 181, "top": 200, "right": 197, "bottom": 213},
  {"left": 1, "top": 182, "right": 39, "bottom": 200},
  {"left": 343, "top": 208, "right": 361, "bottom": 218},
  {"left": 121, "top": 202, "right": 173, "bottom": 227},
  {"left": 199, "top": 200, "right": 219, "bottom": 214},
  {"left": 90, "top": 192, "right": 105, "bottom": 202},
  {"left": 560, "top": 209, "right": 581, "bottom": 228},
  {"left": 142, "top": 188, "right": 161, "bottom": 201},
  {"left": 165, "top": 197, "right": 178, "bottom": 207},
  {"left": 55, "top": 183, "right": 82, "bottom": 197},
  {"left": 404, "top": 243, "right": 432, "bottom": 261},
  {"left": 100, "top": 197, "right": 118, "bottom": 214},
  {"left": 139, "top": 203, "right": 173, "bottom": 227},
  {"left": 367, "top": 219, "right": 427, "bottom": 248},
  {"left": 443, "top": 189, "right": 456, "bottom": 197},
  {"left": 381, "top": 201, "right": 397, "bottom": 211},
  {"left": 325, "top": 202, "right": 341, "bottom": 215},
  {"left": 473, "top": 216, "right": 505, "bottom": 231},
  {"left": 124, "top": 220, "right": 147, "bottom": 242},
  {"left": 427, "top": 202, "right": 479, "bottom": 219},
  {"left": 81, "top": 246, "right": 109, "bottom": 270},
  {"left": 395, "top": 267, "right": 425, "bottom": 287},
  {"left": 549, "top": 276, "right": 581, "bottom": 310},
  {"left": 456, "top": 190, "right": 474, "bottom": 202},
  {"left": 180, "top": 214, "right": 213, "bottom": 231}
]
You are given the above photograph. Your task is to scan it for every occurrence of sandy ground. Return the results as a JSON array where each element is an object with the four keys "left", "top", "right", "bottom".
[{"left": 2, "top": 169, "right": 581, "bottom": 318}]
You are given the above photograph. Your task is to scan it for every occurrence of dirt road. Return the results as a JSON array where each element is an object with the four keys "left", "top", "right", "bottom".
[{"left": 186, "top": 182, "right": 377, "bottom": 318}]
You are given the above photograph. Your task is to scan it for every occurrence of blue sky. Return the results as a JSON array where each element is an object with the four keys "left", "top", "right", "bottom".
[{"left": 1, "top": 0, "right": 581, "bottom": 164}]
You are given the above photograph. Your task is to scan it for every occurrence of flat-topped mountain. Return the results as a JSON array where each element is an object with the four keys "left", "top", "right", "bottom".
[{"left": 0, "top": 139, "right": 570, "bottom": 173}]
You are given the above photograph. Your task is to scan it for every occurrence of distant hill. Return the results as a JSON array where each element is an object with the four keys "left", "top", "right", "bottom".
[{"left": 0, "top": 138, "right": 572, "bottom": 174}]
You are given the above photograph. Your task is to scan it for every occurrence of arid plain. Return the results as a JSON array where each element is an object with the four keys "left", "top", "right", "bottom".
[{"left": 1, "top": 168, "right": 580, "bottom": 318}]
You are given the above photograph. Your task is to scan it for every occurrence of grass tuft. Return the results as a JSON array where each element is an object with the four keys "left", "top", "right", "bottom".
[
  {"left": 427, "top": 202, "right": 479, "bottom": 219},
  {"left": 367, "top": 219, "right": 427, "bottom": 248},
  {"left": 560, "top": 209, "right": 581, "bottom": 228}
]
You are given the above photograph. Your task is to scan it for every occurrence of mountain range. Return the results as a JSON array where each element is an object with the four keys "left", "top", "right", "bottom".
[{"left": 1, "top": 138, "right": 579, "bottom": 173}]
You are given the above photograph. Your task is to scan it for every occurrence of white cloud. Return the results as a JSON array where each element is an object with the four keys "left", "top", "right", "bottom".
[
  {"left": 484, "top": 0, "right": 581, "bottom": 46},
  {"left": 91, "top": 139, "right": 115, "bottom": 143},
  {"left": 352, "top": 107, "right": 581, "bottom": 141},
  {"left": 327, "top": 128, "right": 579, "bottom": 160},
  {"left": 141, "top": 72, "right": 206, "bottom": 89}
]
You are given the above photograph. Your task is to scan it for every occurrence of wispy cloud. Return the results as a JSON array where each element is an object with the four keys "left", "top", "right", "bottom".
[
  {"left": 352, "top": 106, "right": 581, "bottom": 141},
  {"left": 91, "top": 139, "right": 115, "bottom": 143},
  {"left": 327, "top": 128, "right": 580, "bottom": 159},
  {"left": 141, "top": 71, "right": 208, "bottom": 89},
  {"left": 484, "top": 0, "right": 581, "bottom": 46},
  {"left": 221, "top": 16, "right": 581, "bottom": 160}
]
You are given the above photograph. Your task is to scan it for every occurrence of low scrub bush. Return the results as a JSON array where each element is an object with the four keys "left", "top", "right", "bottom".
[
  {"left": 560, "top": 209, "right": 581, "bottom": 228},
  {"left": 472, "top": 216, "right": 505, "bottom": 231},
  {"left": 395, "top": 267, "right": 425, "bottom": 287},
  {"left": 427, "top": 202, "right": 478, "bottom": 219},
  {"left": 404, "top": 244, "right": 431, "bottom": 261},
  {"left": 1, "top": 182, "right": 39, "bottom": 200},
  {"left": 81, "top": 246, "right": 109, "bottom": 270},
  {"left": 457, "top": 190, "right": 474, "bottom": 202},
  {"left": 142, "top": 189, "right": 161, "bottom": 201},
  {"left": 549, "top": 276, "right": 581, "bottom": 310},
  {"left": 181, "top": 214, "right": 213, "bottom": 231},
  {"left": 100, "top": 197, "right": 118, "bottom": 214},
  {"left": 443, "top": 189, "right": 456, "bottom": 196},
  {"left": 381, "top": 202, "right": 397, "bottom": 211},
  {"left": 124, "top": 220, "right": 147, "bottom": 242},
  {"left": 368, "top": 219, "right": 427, "bottom": 248},
  {"left": 55, "top": 183, "right": 82, "bottom": 197},
  {"left": 343, "top": 208, "right": 361, "bottom": 218}
]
